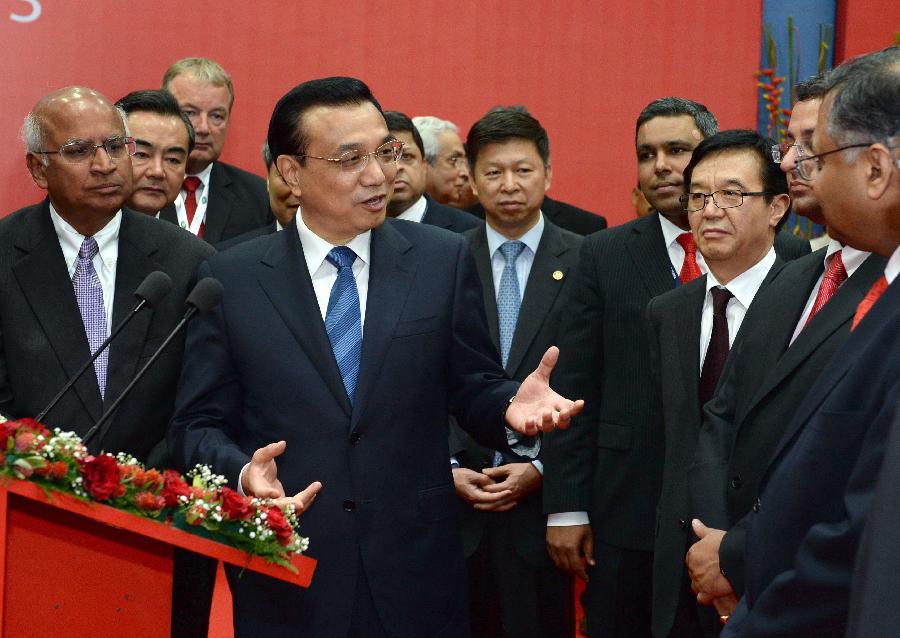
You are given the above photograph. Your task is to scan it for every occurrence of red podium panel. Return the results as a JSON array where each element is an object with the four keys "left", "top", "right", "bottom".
[{"left": 0, "top": 480, "right": 315, "bottom": 637}]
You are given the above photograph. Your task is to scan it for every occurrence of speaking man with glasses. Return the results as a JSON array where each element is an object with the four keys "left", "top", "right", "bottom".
[
  {"left": 169, "top": 76, "right": 584, "bottom": 638},
  {"left": 0, "top": 86, "right": 213, "bottom": 463},
  {"left": 718, "top": 45, "right": 900, "bottom": 638},
  {"left": 682, "top": 73, "right": 886, "bottom": 629}
]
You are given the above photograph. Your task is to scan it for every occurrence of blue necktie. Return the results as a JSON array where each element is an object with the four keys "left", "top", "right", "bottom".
[
  {"left": 497, "top": 240, "right": 526, "bottom": 368},
  {"left": 72, "top": 236, "right": 108, "bottom": 398},
  {"left": 325, "top": 246, "right": 362, "bottom": 404}
]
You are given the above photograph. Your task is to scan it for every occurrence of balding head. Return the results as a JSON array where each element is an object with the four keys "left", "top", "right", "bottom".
[{"left": 25, "top": 87, "right": 134, "bottom": 236}]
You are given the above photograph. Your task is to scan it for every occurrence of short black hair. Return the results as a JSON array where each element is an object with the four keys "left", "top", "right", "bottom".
[
  {"left": 115, "top": 89, "right": 195, "bottom": 153},
  {"left": 635, "top": 97, "right": 719, "bottom": 142},
  {"left": 794, "top": 72, "right": 830, "bottom": 102},
  {"left": 267, "top": 77, "right": 383, "bottom": 166},
  {"left": 683, "top": 129, "right": 789, "bottom": 230},
  {"left": 384, "top": 111, "right": 424, "bottom": 157},
  {"left": 466, "top": 107, "right": 550, "bottom": 168}
]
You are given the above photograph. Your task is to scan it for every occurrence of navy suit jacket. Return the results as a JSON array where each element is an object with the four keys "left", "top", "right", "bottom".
[
  {"left": 421, "top": 194, "right": 482, "bottom": 233},
  {"left": 721, "top": 276, "right": 900, "bottom": 638},
  {"left": 169, "top": 218, "right": 519, "bottom": 637}
]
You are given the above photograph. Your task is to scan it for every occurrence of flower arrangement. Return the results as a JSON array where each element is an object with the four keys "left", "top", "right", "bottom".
[{"left": 0, "top": 417, "right": 308, "bottom": 571}]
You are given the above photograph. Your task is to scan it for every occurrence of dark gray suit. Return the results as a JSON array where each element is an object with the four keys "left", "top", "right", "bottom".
[
  {"left": 160, "top": 161, "right": 272, "bottom": 244},
  {"left": 453, "top": 220, "right": 580, "bottom": 638}
]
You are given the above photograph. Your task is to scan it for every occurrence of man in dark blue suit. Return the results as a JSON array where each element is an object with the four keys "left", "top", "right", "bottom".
[
  {"left": 169, "top": 77, "right": 583, "bottom": 638},
  {"left": 720, "top": 46, "right": 900, "bottom": 638}
]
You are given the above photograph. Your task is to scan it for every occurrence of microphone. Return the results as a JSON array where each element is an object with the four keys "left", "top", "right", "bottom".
[
  {"left": 35, "top": 271, "right": 173, "bottom": 423},
  {"left": 82, "top": 277, "right": 224, "bottom": 448}
]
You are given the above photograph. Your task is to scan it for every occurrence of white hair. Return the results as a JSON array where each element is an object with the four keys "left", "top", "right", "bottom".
[
  {"left": 22, "top": 103, "right": 130, "bottom": 167},
  {"left": 412, "top": 116, "right": 459, "bottom": 163}
]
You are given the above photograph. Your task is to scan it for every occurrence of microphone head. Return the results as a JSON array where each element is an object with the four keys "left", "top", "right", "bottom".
[
  {"left": 134, "top": 271, "right": 173, "bottom": 307},
  {"left": 186, "top": 277, "right": 224, "bottom": 314}
]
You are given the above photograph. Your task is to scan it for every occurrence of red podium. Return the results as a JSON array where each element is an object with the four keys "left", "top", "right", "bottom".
[{"left": 0, "top": 479, "right": 315, "bottom": 637}]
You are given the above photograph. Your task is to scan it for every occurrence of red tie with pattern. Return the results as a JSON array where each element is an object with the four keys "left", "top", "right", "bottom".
[
  {"left": 851, "top": 276, "right": 888, "bottom": 331},
  {"left": 805, "top": 250, "right": 848, "bottom": 326},
  {"left": 182, "top": 176, "right": 204, "bottom": 239},
  {"left": 676, "top": 232, "right": 702, "bottom": 284}
]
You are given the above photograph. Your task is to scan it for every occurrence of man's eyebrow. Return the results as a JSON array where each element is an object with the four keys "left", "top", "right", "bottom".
[
  {"left": 164, "top": 146, "right": 188, "bottom": 155},
  {"left": 134, "top": 138, "right": 156, "bottom": 148},
  {"left": 334, "top": 135, "right": 394, "bottom": 153}
]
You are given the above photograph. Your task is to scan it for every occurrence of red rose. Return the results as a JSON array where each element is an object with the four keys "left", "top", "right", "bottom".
[
  {"left": 134, "top": 491, "right": 166, "bottom": 513},
  {"left": 220, "top": 487, "right": 252, "bottom": 521},
  {"left": 13, "top": 432, "right": 35, "bottom": 453},
  {"left": 161, "top": 470, "right": 191, "bottom": 507},
  {"left": 0, "top": 422, "right": 17, "bottom": 443},
  {"left": 34, "top": 461, "right": 52, "bottom": 477},
  {"left": 265, "top": 506, "right": 294, "bottom": 547},
  {"left": 50, "top": 461, "right": 68, "bottom": 480},
  {"left": 81, "top": 454, "right": 121, "bottom": 501},
  {"left": 143, "top": 469, "right": 163, "bottom": 491}
]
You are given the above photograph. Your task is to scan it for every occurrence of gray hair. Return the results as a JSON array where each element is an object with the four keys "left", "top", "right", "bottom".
[
  {"left": 412, "top": 116, "right": 459, "bottom": 163},
  {"left": 22, "top": 102, "right": 130, "bottom": 167},
  {"left": 822, "top": 46, "right": 900, "bottom": 162},
  {"left": 262, "top": 141, "right": 273, "bottom": 169}
]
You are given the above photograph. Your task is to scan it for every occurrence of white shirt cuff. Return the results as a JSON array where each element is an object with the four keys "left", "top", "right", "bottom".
[
  {"left": 237, "top": 462, "right": 250, "bottom": 496},
  {"left": 547, "top": 511, "right": 589, "bottom": 526}
]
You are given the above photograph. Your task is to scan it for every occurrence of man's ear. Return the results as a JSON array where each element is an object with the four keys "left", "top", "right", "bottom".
[
  {"left": 864, "top": 143, "right": 895, "bottom": 200},
  {"left": 26, "top": 153, "right": 49, "bottom": 190},
  {"left": 768, "top": 193, "right": 791, "bottom": 229},
  {"left": 276, "top": 155, "right": 302, "bottom": 198}
]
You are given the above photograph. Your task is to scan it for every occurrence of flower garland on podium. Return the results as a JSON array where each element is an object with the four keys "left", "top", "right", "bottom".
[{"left": 0, "top": 417, "right": 308, "bottom": 570}]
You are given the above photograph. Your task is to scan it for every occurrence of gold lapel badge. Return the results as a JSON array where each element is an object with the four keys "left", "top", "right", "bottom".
[{"left": 552, "top": 270, "right": 564, "bottom": 281}]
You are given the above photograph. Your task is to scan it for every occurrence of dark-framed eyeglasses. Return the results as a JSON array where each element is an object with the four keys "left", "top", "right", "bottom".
[
  {"left": 37, "top": 136, "right": 136, "bottom": 163},
  {"left": 794, "top": 142, "right": 874, "bottom": 180},
  {"left": 679, "top": 189, "right": 775, "bottom": 212},
  {"left": 297, "top": 139, "right": 402, "bottom": 173}
]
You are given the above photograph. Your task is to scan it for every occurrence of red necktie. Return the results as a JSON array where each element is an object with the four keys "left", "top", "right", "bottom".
[
  {"left": 676, "top": 232, "right": 702, "bottom": 284},
  {"left": 851, "top": 276, "right": 888, "bottom": 331},
  {"left": 182, "top": 176, "right": 204, "bottom": 239},
  {"left": 805, "top": 250, "right": 848, "bottom": 326}
]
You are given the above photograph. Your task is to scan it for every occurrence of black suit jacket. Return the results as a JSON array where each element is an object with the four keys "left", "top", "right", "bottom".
[
  {"left": 453, "top": 221, "right": 581, "bottom": 565},
  {"left": 168, "top": 218, "right": 521, "bottom": 637},
  {"left": 0, "top": 201, "right": 213, "bottom": 467},
  {"left": 648, "top": 259, "right": 782, "bottom": 638},
  {"left": 215, "top": 221, "right": 278, "bottom": 251},
  {"left": 469, "top": 196, "right": 607, "bottom": 236},
  {"left": 421, "top": 194, "right": 482, "bottom": 233},
  {"left": 773, "top": 229, "right": 813, "bottom": 261},
  {"left": 721, "top": 276, "right": 900, "bottom": 638},
  {"left": 689, "top": 250, "right": 886, "bottom": 596},
  {"left": 159, "top": 161, "right": 272, "bottom": 244}
]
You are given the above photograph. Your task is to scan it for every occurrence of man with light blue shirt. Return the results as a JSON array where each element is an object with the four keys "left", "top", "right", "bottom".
[{"left": 450, "top": 107, "right": 581, "bottom": 638}]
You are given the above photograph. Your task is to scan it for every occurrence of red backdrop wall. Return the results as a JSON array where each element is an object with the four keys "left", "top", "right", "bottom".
[{"left": 2, "top": 1, "right": 895, "bottom": 227}]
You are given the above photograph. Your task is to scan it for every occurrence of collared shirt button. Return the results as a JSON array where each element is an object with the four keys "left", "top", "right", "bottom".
[{"left": 343, "top": 499, "right": 356, "bottom": 511}]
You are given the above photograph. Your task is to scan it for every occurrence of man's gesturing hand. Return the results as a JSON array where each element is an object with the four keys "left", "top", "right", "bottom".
[
  {"left": 506, "top": 346, "right": 585, "bottom": 436},
  {"left": 242, "top": 440, "right": 322, "bottom": 514}
]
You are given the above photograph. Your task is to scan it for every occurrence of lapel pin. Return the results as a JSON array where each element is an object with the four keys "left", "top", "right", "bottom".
[{"left": 552, "top": 270, "right": 564, "bottom": 281}]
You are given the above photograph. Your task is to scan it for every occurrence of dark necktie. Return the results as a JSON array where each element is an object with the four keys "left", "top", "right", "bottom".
[
  {"left": 72, "top": 236, "right": 108, "bottom": 398},
  {"left": 805, "top": 250, "right": 848, "bottom": 327},
  {"left": 676, "top": 232, "right": 702, "bottom": 284},
  {"left": 182, "top": 176, "right": 204, "bottom": 239},
  {"left": 325, "top": 247, "right": 362, "bottom": 404},
  {"left": 699, "top": 286, "right": 734, "bottom": 406},
  {"left": 851, "top": 275, "right": 888, "bottom": 331}
]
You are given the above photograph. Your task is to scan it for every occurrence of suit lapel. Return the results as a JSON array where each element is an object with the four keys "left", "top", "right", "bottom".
[
  {"left": 467, "top": 228, "right": 500, "bottom": 348},
  {"left": 506, "top": 224, "right": 570, "bottom": 377},
  {"left": 421, "top": 196, "right": 451, "bottom": 230},
  {"left": 626, "top": 214, "right": 676, "bottom": 298},
  {"left": 351, "top": 222, "right": 415, "bottom": 430},
  {"left": 675, "top": 279, "right": 706, "bottom": 402},
  {"left": 256, "top": 223, "right": 352, "bottom": 416},
  {"left": 11, "top": 201, "right": 102, "bottom": 421},
  {"left": 203, "top": 162, "right": 235, "bottom": 243},
  {"left": 158, "top": 203, "right": 178, "bottom": 227}
]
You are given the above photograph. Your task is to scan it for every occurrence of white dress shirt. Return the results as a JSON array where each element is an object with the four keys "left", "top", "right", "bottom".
[
  {"left": 789, "top": 241, "right": 871, "bottom": 344},
  {"left": 659, "top": 213, "right": 708, "bottom": 279},
  {"left": 885, "top": 245, "right": 900, "bottom": 285},
  {"left": 176, "top": 162, "right": 213, "bottom": 235},
  {"left": 486, "top": 213, "right": 544, "bottom": 297},
  {"left": 49, "top": 202, "right": 121, "bottom": 332},
  {"left": 396, "top": 195, "right": 428, "bottom": 224},
  {"left": 700, "top": 248, "right": 776, "bottom": 369}
]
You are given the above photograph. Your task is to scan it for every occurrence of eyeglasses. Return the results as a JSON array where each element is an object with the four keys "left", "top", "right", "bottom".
[
  {"left": 771, "top": 142, "right": 805, "bottom": 164},
  {"left": 680, "top": 189, "right": 774, "bottom": 212},
  {"left": 443, "top": 153, "right": 465, "bottom": 168},
  {"left": 297, "top": 139, "right": 402, "bottom": 173},
  {"left": 794, "top": 142, "right": 873, "bottom": 180},
  {"left": 37, "top": 136, "right": 136, "bottom": 163}
]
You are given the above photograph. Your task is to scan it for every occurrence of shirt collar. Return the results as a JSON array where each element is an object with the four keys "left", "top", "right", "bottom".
[
  {"left": 706, "top": 247, "right": 776, "bottom": 308},
  {"left": 658, "top": 212, "right": 689, "bottom": 247},
  {"left": 49, "top": 201, "right": 122, "bottom": 269},
  {"left": 885, "top": 244, "right": 900, "bottom": 285},
  {"left": 396, "top": 195, "right": 427, "bottom": 224},
  {"left": 295, "top": 210, "right": 371, "bottom": 273},
  {"left": 485, "top": 212, "right": 544, "bottom": 258},
  {"left": 824, "top": 238, "right": 870, "bottom": 279},
  {"left": 186, "top": 161, "right": 214, "bottom": 189}
]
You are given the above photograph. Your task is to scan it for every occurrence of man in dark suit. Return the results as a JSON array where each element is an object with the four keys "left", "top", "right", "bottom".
[
  {"left": 383, "top": 111, "right": 481, "bottom": 234},
  {"left": 541, "top": 97, "right": 810, "bottom": 638},
  {"left": 719, "top": 46, "right": 900, "bottom": 638},
  {"left": 649, "top": 130, "right": 791, "bottom": 638},
  {"left": 116, "top": 90, "right": 194, "bottom": 219},
  {"left": 449, "top": 107, "right": 580, "bottom": 637},
  {"left": 682, "top": 74, "right": 885, "bottom": 624},
  {"left": 1, "top": 86, "right": 213, "bottom": 463},
  {"left": 168, "top": 77, "right": 583, "bottom": 638},
  {"left": 161, "top": 57, "right": 272, "bottom": 243}
]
